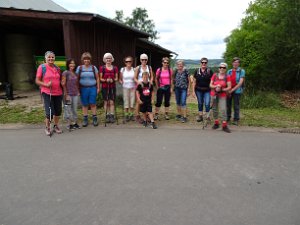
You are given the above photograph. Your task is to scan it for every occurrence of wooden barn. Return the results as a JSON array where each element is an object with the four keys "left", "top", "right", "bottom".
[{"left": 0, "top": 0, "right": 174, "bottom": 90}]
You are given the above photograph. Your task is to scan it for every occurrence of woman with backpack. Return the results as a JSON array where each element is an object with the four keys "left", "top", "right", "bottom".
[
  {"left": 119, "top": 56, "right": 135, "bottom": 122},
  {"left": 174, "top": 60, "right": 190, "bottom": 123},
  {"left": 209, "top": 62, "right": 231, "bottom": 133},
  {"left": 76, "top": 52, "right": 100, "bottom": 127},
  {"left": 192, "top": 57, "right": 214, "bottom": 122},
  {"left": 35, "top": 51, "right": 63, "bottom": 136},
  {"left": 134, "top": 53, "right": 153, "bottom": 123},
  {"left": 99, "top": 53, "right": 119, "bottom": 124},
  {"left": 154, "top": 57, "right": 173, "bottom": 120},
  {"left": 61, "top": 58, "right": 80, "bottom": 130}
]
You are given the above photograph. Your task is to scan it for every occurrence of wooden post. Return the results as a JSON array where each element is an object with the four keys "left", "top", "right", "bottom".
[{"left": 62, "top": 20, "right": 72, "bottom": 58}]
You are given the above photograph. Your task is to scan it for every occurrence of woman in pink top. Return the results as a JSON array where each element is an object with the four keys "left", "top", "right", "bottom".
[
  {"left": 35, "top": 51, "right": 63, "bottom": 136},
  {"left": 154, "top": 57, "right": 173, "bottom": 120}
]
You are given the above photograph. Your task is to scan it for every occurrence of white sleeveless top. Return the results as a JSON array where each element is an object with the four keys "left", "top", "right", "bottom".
[
  {"left": 137, "top": 65, "right": 151, "bottom": 82},
  {"left": 121, "top": 67, "right": 135, "bottom": 89}
]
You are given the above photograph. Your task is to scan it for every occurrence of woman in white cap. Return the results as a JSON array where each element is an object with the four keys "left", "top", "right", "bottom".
[
  {"left": 134, "top": 53, "right": 153, "bottom": 123},
  {"left": 35, "top": 51, "right": 63, "bottom": 136},
  {"left": 209, "top": 62, "right": 231, "bottom": 133},
  {"left": 99, "top": 53, "right": 119, "bottom": 123}
]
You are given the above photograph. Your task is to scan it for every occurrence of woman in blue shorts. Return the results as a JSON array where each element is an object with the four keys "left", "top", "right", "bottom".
[{"left": 76, "top": 52, "right": 100, "bottom": 127}]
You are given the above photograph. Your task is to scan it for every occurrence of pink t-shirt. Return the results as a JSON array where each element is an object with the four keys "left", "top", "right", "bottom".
[
  {"left": 36, "top": 64, "right": 63, "bottom": 96},
  {"left": 156, "top": 68, "right": 172, "bottom": 87}
]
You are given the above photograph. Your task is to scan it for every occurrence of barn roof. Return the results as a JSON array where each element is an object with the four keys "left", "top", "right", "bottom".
[{"left": 0, "top": 0, "right": 68, "bottom": 12}]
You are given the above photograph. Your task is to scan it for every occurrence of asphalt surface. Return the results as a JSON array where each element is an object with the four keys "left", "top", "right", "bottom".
[{"left": 0, "top": 124, "right": 299, "bottom": 225}]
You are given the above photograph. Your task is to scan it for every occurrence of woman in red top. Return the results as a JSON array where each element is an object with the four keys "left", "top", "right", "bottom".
[
  {"left": 209, "top": 62, "right": 231, "bottom": 133},
  {"left": 35, "top": 51, "right": 63, "bottom": 136}
]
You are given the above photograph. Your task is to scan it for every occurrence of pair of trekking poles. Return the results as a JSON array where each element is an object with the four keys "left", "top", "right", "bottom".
[{"left": 104, "top": 81, "right": 118, "bottom": 127}]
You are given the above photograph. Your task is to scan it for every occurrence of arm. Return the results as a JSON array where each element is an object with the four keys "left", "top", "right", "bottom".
[
  {"left": 187, "top": 74, "right": 191, "bottom": 96},
  {"left": 96, "top": 72, "right": 100, "bottom": 93},
  {"left": 230, "top": 77, "right": 244, "bottom": 93},
  {"left": 134, "top": 67, "right": 139, "bottom": 84},
  {"left": 119, "top": 70, "right": 123, "bottom": 84},
  {"left": 114, "top": 67, "right": 119, "bottom": 82},
  {"left": 35, "top": 65, "right": 51, "bottom": 88},
  {"left": 136, "top": 89, "right": 142, "bottom": 104},
  {"left": 149, "top": 67, "right": 154, "bottom": 85}
]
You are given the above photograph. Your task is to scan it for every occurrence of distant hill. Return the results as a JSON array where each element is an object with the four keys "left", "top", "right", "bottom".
[{"left": 180, "top": 59, "right": 223, "bottom": 69}]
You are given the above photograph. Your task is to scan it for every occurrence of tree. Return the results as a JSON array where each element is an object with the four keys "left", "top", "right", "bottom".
[
  {"left": 224, "top": 0, "right": 300, "bottom": 90},
  {"left": 113, "top": 7, "right": 159, "bottom": 42}
]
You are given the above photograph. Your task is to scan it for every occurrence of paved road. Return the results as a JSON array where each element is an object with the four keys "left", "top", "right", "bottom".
[{"left": 0, "top": 125, "right": 299, "bottom": 225}]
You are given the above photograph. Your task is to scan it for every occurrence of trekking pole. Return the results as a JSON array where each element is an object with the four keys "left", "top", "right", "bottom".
[
  {"left": 49, "top": 85, "right": 53, "bottom": 137},
  {"left": 112, "top": 85, "right": 119, "bottom": 125},
  {"left": 104, "top": 81, "right": 110, "bottom": 127},
  {"left": 203, "top": 95, "right": 216, "bottom": 130}
]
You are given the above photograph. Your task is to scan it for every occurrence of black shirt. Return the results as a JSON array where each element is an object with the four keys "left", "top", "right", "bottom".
[
  {"left": 137, "top": 82, "right": 153, "bottom": 103},
  {"left": 193, "top": 68, "right": 213, "bottom": 91}
]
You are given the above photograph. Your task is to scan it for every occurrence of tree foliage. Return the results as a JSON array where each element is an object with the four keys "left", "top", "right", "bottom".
[
  {"left": 113, "top": 7, "right": 159, "bottom": 42},
  {"left": 224, "top": 0, "right": 300, "bottom": 90}
]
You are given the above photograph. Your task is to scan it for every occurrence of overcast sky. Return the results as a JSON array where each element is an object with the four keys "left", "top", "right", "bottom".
[{"left": 53, "top": 0, "right": 252, "bottom": 59}]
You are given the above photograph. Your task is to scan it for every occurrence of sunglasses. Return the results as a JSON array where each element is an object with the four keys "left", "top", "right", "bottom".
[
  {"left": 125, "top": 61, "right": 132, "bottom": 63},
  {"left": 141, "top": 59, "right": 147, "bottom": 61},
  {"left": 163, "top": 62, "right": 169, "bottom": 64},
  {"left": 219, "top": 67, "right": 226, "bottom": 69},
  {"left": 201, "top": 61, "right": 208, "bottom": 64}
]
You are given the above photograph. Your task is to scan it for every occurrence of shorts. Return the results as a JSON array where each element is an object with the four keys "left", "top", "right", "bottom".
[
  {"left": 80, "top": 86, "right": 97, "bottom": 106},
  {"left": 140, "top": 102, "right": 152, "bottom": 113},
  {"left": 42, "top": 93, "right": 63, "bottom": 119},
  {"left": 102, "top": 87, "right": 116, "bottom": 101}
]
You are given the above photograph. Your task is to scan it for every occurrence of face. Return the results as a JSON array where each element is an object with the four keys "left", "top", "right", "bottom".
[
  {"left": 142, "top": 74, "right": 149, "bottom": 83},
  {"left": 162, "top": 60, "right": 169, "bottom": 67},
  {"left": 125, "top": 58, "right": 132, "bottom": 66},
  {"left": 105, "top": 57, "right": 112, "bottom": 64},
  {"left": 45, "top": 53, "right": 55, "bottom": 64},
  {"left": 140, "top": 58, "right": 147, "bottom": 65},
  {"left": 232, "top": 60, "right": 240, "bottom": 68},
  {"left": 201, "top": 60, "right": 208, "bottom": 68},
  {"left": 219, "top": 66, "right": 227, "bottom": 73},
  {"left": 83, "top": 58, "right": 91, "bottom": 66},
  {"left": 69, "top": 61, "right": 76, "bottom": 71},
  {"left": 176, "top": 62, "right": 184, "bottom": 70}
]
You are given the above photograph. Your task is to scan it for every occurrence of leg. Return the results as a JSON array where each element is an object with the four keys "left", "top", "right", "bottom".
[
  {"left": 233, "top": 93, "right": 241, "bottom": 122},
  {"left": 155, "top": 88, "right": 163, "bottom": 118},
  {"left": 53, "top": 95, "right": 63, "bottom": 133},
  {"left": 164, "top": 87, "right": 171, "bottom": 119},
  {"left": 220, "top": 97, "right": 231, "bottom": 133},
  {"left": 180, "top": 88, "right": 188, "bottom": 122},
  {"left": 195, "top": 90, "right": 204, "bottom": 121},
  {"left": 227, "top": 94, "right": 233, "bottom": 121},
  {"left": 174, "top": 87, "right": 182, "bottom": 118}
]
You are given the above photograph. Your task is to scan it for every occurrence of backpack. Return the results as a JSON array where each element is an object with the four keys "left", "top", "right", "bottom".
[
  {"left": 213, "top": 73, "right": 229, "bottom": 91},
  {"left": 41, "top": 63, "right": 61, "bottom": 79},
  {"left": 78, "top": 65, "right": 97, "bottom": 82},
  {"left": 195, "top": 67, "right": 211, "bottom": 77},
  {"left": 157, "top": 67, "right": 172, "bottom": 87}
]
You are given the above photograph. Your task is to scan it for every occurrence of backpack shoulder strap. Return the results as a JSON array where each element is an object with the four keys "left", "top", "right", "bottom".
[
  {"left": 41, "top": 64, "right": 46, "bottom": 80},
  {"left": 92, "top": 65, "right": 97, "bottom": 80}
]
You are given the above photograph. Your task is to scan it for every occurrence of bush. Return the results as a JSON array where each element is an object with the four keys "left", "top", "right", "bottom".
[{"left": 241, "top": 91, "right": 283, "bottom": 109}]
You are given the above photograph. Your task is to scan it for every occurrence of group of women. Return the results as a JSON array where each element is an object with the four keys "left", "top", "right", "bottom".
[{"left": 36, "top": 51, "right": 243, "bottom": 135}]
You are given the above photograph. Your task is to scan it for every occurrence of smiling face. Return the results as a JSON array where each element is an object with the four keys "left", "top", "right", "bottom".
[
  {"left": 45, "top": 53, "right": 55, "bottom": 65},
  {"left": 176, "top": 61, "right": 184, "bottom": 70},
  {"left": 69, "top": 60, "right": 76, "bottom": 71},
  {"left": 83, "top": 57, "right": 91, "bottom": 66},
  {"left": 232, "top": 60, "right": 240, "bottom": 69}
]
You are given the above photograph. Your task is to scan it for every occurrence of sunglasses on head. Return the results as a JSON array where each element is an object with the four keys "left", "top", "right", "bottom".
[{"left": 219, "top": 67, "right": 226, "bottom": 69}]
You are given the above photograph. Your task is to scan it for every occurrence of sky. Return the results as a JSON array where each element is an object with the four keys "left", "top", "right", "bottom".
[{"left": 53, "top": 0, "right": 252, "bottom": 59}]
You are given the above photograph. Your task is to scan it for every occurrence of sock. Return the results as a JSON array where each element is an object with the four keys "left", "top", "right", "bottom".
[
  {"left": 222, "top": 121, "right": 227, "bottom": 128},
  {"left": 92, "top": 114, "right": 97, "bottom": 118},
  {"left": 215, "top": 119, "right": 219, "bottom": 125}
]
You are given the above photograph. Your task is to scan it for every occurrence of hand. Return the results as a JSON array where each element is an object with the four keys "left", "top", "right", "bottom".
[
  {"left": 192, "top": 92, "right": 196, "bottom": 98},
  {"left": 215, "top": 86, "right": 221, "bottom": 92},
  {"left": 139, "top": 99, "right": 143, "bottom": 104},
  {"left": 46, "top": 81, "right": 52, "bottom": 87},
  {"left": 187, "top": 90, "right": 190, "bottom": 97},
  {"left": 97, "top": 88, "right": 100, "bottom": 94}
]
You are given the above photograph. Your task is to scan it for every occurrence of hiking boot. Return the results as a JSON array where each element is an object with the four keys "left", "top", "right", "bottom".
[
  {"left": 67, "top": 124, "right": 75, "bottom": 131},
  {"left": 197, "top": 115, "right": 203, "bottom": 122},
  {"left": 212, "top": 123, "right": 220, "bottom": 129},
  {"left": 93, "top": 116, "right": 98, "bottom": 126},
  {"left": 135, "top": 115, "right": 143, "bottom": 124},
  {"left": 45, "top": 127, "right": 51, "bottom": 136},
  {"left": 181, "top": 117, "right": 187, "bottom": 123},
  {"left": 142, "top": 120, "right": 147, "bottom": 127},
  {"left": 222, "top": 126, "right": 231, "bottom": 133},
  {"left": 232, "top": 120, "right": 239, "bottom": 126},
  {"left": 53, "top": 125, "right": 63, "bottom": 134},
  {"left": 105, "top": 114, "right": 110, "bottom": 123},
  {"left": 125, "top": 115, "right": 130, "bottom": 122},
  {"left": 165, "top": 114, "right": 170, "bottom": 120},
  {"left": 130, "top": 115, "right": 135, "bottom": 121},
  {"left": 82, "top": 116, "right": 88, "bottom": 127},
  {"left": 154, "top": 113, "right": 159, "bottom": 120},
  {"left": 73, "top": 123, "right": 81, "bottom": 129},
  {"left": 150, "top": 122, "right": 157, "bottom": 129},
  {"left": 110, "top": 115, "right": 115, "bottom": 123},
  {"left": 175, "top": 114, "right": 182, "bottom": 120}
]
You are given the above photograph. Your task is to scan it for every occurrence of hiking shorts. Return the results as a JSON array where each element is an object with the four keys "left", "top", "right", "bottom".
[
  {"left": 80, "top": 86, "right": 97, "bottom": 106},
  {"left": 42, "top": 93, "right": 63, "bottom": 119}
]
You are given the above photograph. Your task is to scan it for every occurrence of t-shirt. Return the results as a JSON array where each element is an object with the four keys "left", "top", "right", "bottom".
[
  {"left": 227, "top": 67, "right": 246, "bottom": 94},
  {"left": 36, "top": 63, "right": 63, "bottom": 96},
  {"left": 156, "top": 68, "right": 172, "bottom": 87},
  {"left": 100, "top": 65, "right": 119, "bottom": 89},
  {"left": 121, "top": 67, "right": 135, "bottom": 89},
  {"left": 76, "top": 65, "right": 98, "bottom": 87},
  {"left": 62, "top": 70, "right": 79, "bottom": 96},
  {"left": 136, "top": 82, "right": 153, "bottom": 103},
  {"left": 193, "top": 68, "right": 213, "bottom": 91},
  {"left": 174, "top": 69, "right": 189, "bottom": 89},
  {"left": 210, "top": 73, "right": 231, "bottom": 98}
]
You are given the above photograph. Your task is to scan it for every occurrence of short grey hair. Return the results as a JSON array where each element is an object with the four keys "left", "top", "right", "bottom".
[
  {"left": 176, "top": 59, "right": 185, "bottom": 65},
  {"left": 103, "top": 52, "right": 114, "bottom": 63}
]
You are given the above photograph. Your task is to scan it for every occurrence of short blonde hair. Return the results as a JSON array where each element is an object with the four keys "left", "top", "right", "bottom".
[
  {"left": 103, "top": 53, "right": 114, "bottom": 63},
  {"left": 176, "top": 59, "right": 185, "bottom": 66},
  {"left": 162, "top": 57, "right": 169, "bottom": 62},
  {"left": 81, "top": 52, "right": 92, "bottom": 61}
]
